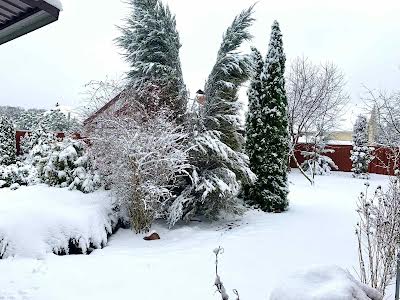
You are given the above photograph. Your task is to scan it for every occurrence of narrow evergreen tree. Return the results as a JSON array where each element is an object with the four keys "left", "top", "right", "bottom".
[
  {"left": 350, "top": 115, "right": 374, "bottom": 178},
  {"left": 0, "top": 116, "right": 16, "bottom": 166},
  {"left": 245, "top": 47, "right": 264, "bottom": 188},
  {"left": 116, "top": 0, "right": 187, "bottom": 117},
  {"left": 245, "top": 21, "right": 289, "bottom": 212}
]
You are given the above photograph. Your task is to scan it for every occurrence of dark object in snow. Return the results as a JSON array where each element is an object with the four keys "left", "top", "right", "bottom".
[
  {"left": 143, "top": 232, "right": 160, "bottom": 241},
  {"left": 196, "top": 89, "right": 204, "bottom": 95}
]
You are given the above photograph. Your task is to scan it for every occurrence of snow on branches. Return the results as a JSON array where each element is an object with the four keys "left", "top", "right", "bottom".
[
  {"left": 116, "top": 0, "right": 187, "bottom": 118},
  {"left": 351, "top": 115, "right": 374, "bottom": 179},
  {"left": 91, "top": 97, "right": 190, "bottom": 233},
  {"left": 356, "top": 180, "right": 400, "bottom": 296},
  {"left": 301, "top": 138, "right": 338, "bottom": 178},
  {"left": 245, "top": 20, "right": 289, "bottom": 212},
  {"left": 172, "top": 6, "right": 256, "bottom": 224},
  {"left": 0, "top": 116, "right": 16, "bottom": 166},
  {"left": 21, "top": 125, "right": 100, "bottom": 193}
]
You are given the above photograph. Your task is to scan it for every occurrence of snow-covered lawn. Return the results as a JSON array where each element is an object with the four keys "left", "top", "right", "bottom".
[{"left": 0, "top": 171, "right": 389, "bottom": 299}]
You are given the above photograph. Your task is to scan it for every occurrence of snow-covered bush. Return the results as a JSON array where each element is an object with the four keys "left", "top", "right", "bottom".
[
  {"left": 22, "top": 125, "right": 100, "bottom": 193},
  {"left": 0, "top": 116, "right": 16, "bottom": 166},
  {"left": 301, "top": 140, "right": 338, "bottom": 177},
  {"left": 23, "top": 124, "right": 57, "bottom": 164},
  {"left": 40, "top": 138, "right": 101, "bottom": 193},
  {"left": 91, "top": 102, "right": 190, "bottom": 233},
  {"left": 351, "top": 115, "right": 374, "bottom": 178},
  {"left": 355, "top": 179, "right": 400, "bottom": 296},
  {"left": 269, "top": 265, "right": 383, "bottom": 300},
  {"left": 41, "top": 108, "right": 81, "bottom": 133},
  {"left": 0, "top": 162, "right": 38, "bottom": 188},
  {"left": 0, "top": 186, "right": 117, "bottom": 259}
]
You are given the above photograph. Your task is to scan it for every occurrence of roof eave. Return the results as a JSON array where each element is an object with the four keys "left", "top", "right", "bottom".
[
  {"left": 0, "top": 0, "right": 60, "bottom": 46},
  {"left": 0, "top": 10, "right": 58, "bottom": 45}
]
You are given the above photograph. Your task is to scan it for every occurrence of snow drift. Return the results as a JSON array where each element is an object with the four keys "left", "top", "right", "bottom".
[
  {"left": 0, "top": 185, "right": 116, "bottom": 259},
  {"left": 269, "top": 265, "right": 383, "bottom": 300}
]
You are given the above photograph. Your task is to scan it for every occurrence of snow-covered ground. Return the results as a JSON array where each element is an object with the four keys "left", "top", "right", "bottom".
[
  {"left": 0, "top": 185, "right": 115, "bottom": 259},
  {"left": 0, "top": 171, "right": 390, "bottom": 299}
]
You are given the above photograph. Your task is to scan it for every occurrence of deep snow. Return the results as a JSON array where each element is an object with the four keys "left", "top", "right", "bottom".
[
  {"left": 270, "top": 265, "right": 383, "bottom": 300},
  {"left": 0, "top": 185, "right": 115, "bottom": 259},
  {"left": 0, "top": 171, "right": 391, "bottom": 299}
]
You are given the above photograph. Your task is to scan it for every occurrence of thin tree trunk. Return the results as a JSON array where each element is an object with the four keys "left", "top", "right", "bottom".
[{"left": 291, "top": 149, "right": 313, "bottom": 185}]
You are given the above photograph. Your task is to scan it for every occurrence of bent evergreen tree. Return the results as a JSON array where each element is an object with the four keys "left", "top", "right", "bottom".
[
  {"left": 245, "top": 21, "right": 289, "bottom": 212},
  {"left": 167, "top": 6, "right": 256, "bottom": 226},
  {"left": 117, "top": 0, "right": 187, "bottom": 117}
]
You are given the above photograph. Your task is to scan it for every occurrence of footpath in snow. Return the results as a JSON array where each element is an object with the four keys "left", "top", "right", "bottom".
[{"left": 0, "top": 171, "right": 390, "bottom": 299}]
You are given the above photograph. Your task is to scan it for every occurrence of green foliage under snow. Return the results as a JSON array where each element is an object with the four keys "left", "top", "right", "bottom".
[
  {"left": 116, "top": 0, "right": 187, "bottom": 118},
  {"left": 168, "top": 6, "right": 256, "bottom": 225},
  {"left": 245, "top": 21, "right": 289, "bottom": 212},
  {"left": 0, "top": 116, "right": 16, "bottom": 166}
]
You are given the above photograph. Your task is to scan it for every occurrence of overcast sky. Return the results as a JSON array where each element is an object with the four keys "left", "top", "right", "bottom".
[{"left": 0, "top": 0, "right": 399, "bottom": 127}]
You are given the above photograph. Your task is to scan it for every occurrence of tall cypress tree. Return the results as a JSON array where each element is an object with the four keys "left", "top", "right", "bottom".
[
  {"left": 0, "top": 116, "right": 16, "bottom": 166},
  {"left": 117, "top": 0, "right": 187, "bottom": 117},
  {"left": 245, "top": 21, "right": 289, "bottom": 212}
]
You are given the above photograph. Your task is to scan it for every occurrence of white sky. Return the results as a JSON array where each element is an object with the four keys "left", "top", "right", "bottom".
[{"left": 0, "top": 0, "right": 399, "bottom": 128}]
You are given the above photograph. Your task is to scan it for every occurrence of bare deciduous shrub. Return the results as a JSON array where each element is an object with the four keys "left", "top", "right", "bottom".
[
  {"left": 91, "top": 92, "right": 191, "bottom": 233},
  {"left": 286, "top": 57, "right": 349, "bottom": 183},
  {"left": 356, "top": 178, "right": 400, "bottom": 296}
]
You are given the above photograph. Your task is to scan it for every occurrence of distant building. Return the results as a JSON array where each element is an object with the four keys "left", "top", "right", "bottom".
[
  {"left": 326, "top": 131, "right": 353, "bottom": 143},
  {"left": 367, "top": 105, "right": 378, "bottom": 144}
]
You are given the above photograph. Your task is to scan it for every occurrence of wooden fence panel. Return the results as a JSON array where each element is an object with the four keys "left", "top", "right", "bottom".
[{"left": 292, "top": 143, "right": 397, "bottom": 175}]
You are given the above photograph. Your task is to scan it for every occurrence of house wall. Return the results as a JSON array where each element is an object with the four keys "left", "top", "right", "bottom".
[{"left": 327, "top": 131, "right": 353, "bottom": 142}]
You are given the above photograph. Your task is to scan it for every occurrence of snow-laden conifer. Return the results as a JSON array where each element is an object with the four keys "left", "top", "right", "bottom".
[
  {"left": 245, "top": 21, "right": 289, "bottom": 212},
  {"left": 117, "top": 0, "right": 187, "bottom": 117},
  {"left": 350, "top": 115, "right": 374, "bottom": 178},
  {"left": 168, "top": 7, "right": 256, "bottom": 226},
  {"left": 0, "top": 116, "right": 16, "bottom": 166},
  {"left": 41, "top": 109, "right": 80, "bottom": 133}
]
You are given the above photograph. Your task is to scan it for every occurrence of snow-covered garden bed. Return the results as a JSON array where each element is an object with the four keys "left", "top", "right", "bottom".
[
  {"left": 0, "top": 171, "right": 392, "bottom": 299},
  {"left": 0, "top": 185, "right": 116, "bottom": 259}
]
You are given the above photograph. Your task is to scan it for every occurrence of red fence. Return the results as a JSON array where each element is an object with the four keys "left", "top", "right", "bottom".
[{"left": 291, "top": 143, "right": 398, "bottom": 175}]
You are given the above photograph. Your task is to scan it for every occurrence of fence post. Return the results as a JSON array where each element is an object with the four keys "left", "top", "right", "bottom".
[{"left": 395, "top": 251, "right": 400, "bottom": 300}]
